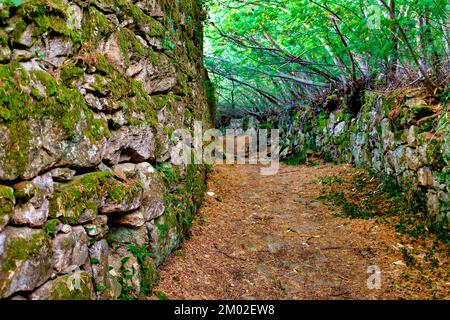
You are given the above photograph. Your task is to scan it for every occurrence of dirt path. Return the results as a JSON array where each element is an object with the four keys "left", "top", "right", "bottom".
[{"left": 153, "top": 164, "right": 449, "bottom": 300}]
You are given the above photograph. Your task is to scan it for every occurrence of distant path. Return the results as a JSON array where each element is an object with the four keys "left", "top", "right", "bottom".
[{"left": 152, "top": 164, "right": 443, "bottom": 300}]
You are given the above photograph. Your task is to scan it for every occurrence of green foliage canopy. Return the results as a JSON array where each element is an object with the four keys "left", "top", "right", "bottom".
[{"left": 204, "top": 0, "right": 450, "bottom": 119}]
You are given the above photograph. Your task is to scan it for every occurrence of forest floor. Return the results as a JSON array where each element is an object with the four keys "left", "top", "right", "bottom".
[{"left": 152, "top": 163, "right": 449, "bottom": 300}]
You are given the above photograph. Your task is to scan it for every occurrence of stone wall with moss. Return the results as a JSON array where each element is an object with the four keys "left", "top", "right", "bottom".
[
  {"left": 279, "top": 88, "right": 449, "bottom": 224},
  {"left": 0, "top": 0, "right": 212, "bottom": 299}
]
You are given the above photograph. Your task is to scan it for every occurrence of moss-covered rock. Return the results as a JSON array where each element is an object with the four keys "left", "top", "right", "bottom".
[
  {"left": 0, "top": 62, "right": 109, "bottom": 181},
  {"left": 51, "top": 226, "right": 89, "bottom": 273},
  {"left": 278, "top": 89, "right": 448, "bottom": 222},
  {"left": 30, "top": 271, "right": 93, "bottom": 300},
  {"left": 426, "top": 138, "right": 446, "bottom": 170},
  {"left": 0, "top": 0, "right": 212, "bottom": 299},
  {"left": 0, "top": 186, "right": 14, "bottom": 231},
  {"left": 107, "top": 226, "right": 149, "bottom": 246},
  {"left": 0, "top": 227, "right": 52, "bottom": 298},
  {"left": 49, "top": 172, "right": 144, "bottom": 224}
]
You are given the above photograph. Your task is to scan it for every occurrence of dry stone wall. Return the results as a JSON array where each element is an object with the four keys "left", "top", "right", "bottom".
[
  {"left": 279, "top": 89, "right": 449, "bottom": 223},
  {"left": 0, "top": 0, "right": 213, "bottom": 299}
]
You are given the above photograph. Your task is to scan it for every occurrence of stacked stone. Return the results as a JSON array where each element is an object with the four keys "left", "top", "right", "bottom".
[
  {"left": 0, "top": 0, "right": 211, "bottom": 299},
  {"left": 279, "top": 88, "right": 449, "bottom": 222}
]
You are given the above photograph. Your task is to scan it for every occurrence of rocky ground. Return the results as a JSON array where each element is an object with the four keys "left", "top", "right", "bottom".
[{"left": 152, "top": 163, "right": 449, "bottom": 300}]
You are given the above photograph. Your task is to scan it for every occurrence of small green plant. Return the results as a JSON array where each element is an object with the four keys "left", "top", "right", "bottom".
[
  {"left": 34, "top": 48, "right": 44, "bottom": 59},
  {"left": 156, "top": 223, "right": 169, "bottom": 242},
  {"left": 155, "top": 163, "right": 176, "bottom": 184},
  {"left": 153, "top": 291, "right": 169, "bottom": 300},
  {"left": 127, "top": 244, "right": 153, "bottom": 264},
  {"left": 438, "top": 85, "right": 450, "bottom": 104},
  {"left": 380, "top": 174, "right": 403, "bottom": 199},
  {"left": 400, "top": 247, "right": 416, "bottom": 267},
  {"left": 95, "top": 284, "right": 106, "bottom": 292},
  {"left": 318, "top": 192, "right": 375, "bottom": 220},
  {"left": 319, "top": 175, "right": 343, "bottom": 185},
  {"left": 127, "top": 244, "right": 154, "bottom": 297},
  {"left": 117, "top": 257, "right": 137, "bottom": 300},
  {"left": 282, "top": 151, "right": 307, "bottom": 166},
  {"left": 43, "top": 219, "right": 59, "bottom": 237}
]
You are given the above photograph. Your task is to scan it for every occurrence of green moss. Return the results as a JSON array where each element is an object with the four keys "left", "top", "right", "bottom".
[
  {"left": 147, "top": 47, "right": 159, "bottom": 65},
  {"left": 0, "top": 185, "right": 14, "bottom": 203},
  {"left": 0, "top": 29, "right": 8, "bottom": 48},
  {"left": 380, "top": 94, "right": 397, "bottom": 117},
  {"left": 426, "top": 138, "right": 445, "bottom": 170},
  {"left": 362, "top": 91, "right": 378, "bottom": 113},
  {"left": 104, "top": 179, "right": 144, "bottom": 204},
  {"left": 129, "top": 3, "right": 164, "bottom": 37},
  {"left": 49, "top": 172, "right": 111, "bottom": 224},
  {"left": 411, "top": 106, "right": 433, "bottom": 119},
  {"left": 83, "top": 105, "right": 111, "bottom": 140},
  {"left": 43, "top": 219, "right": 60, "bottom": 237},
  {"left": 60, "top": 64, "right": 84, "bottom": 84},
  {"left": 49, "top": 272, "right": 92, "bottom": 300},
  {"left": 434, "top": 167, "right": 449, "bottom": 187},
  {"left": 334, "top": 129, "right": 350, "bottom": 146},
  {"left": 138, "top": 255, "right": 158, "bottom": 295},
  {"left": 82, "top": 7, "right": 115, "bottom": 42},
  {"left": 1, "top": 120, "right": 31, "bottom": 178},
  {"left": 283, "top": 151, "right": 307, "bottom": 166},
  {"left": 7, "top": 0, "right": 82, "bottom": 45},
  {"left": 152, "top": 92, "right": 182, "bottom": 110},
  {"left": 1, "top": 229, "right": 48, "bottom": 273},
  {"left": 30, "top": 70, "right": 56, "bottom": 96},
  {"left": 118, "top": 28, "right": 144, "bottom": 66},
  {"left": 349, "top": 121, "right": 358, "bottom": 133},
  {"left": 84, "top": 56, "right": 155, "bottom": 128},
  {"left": 318, "top": 112, "right": 327, "bottom": 129},
  {"left": 416, "top": 115, "right": 437, "bottom": 133},
  {"left": 0, "top": 63, "right": 29, "bottom": 121},
  {"left": 334, "top": 110, "right": 350, "bottom": 123},
  {"left": 204, "top": 78, "right": 217, "bottom": 108},
  {"left": 0, "top": 185, "right": 14, "bottom": 215},
  {"left": 10, "top": 18, "right": 27, "bottom": 43},
  {"left": 0, "top": 62, "right": 108, "bottom": 178},
  {"left": 152, "top": 207, "right": 180, "bottom": 265},
  {"left": 0, "top": 2, "right": 15, "bottom": 24},
  {"left": 399, "top": 105, "right": 434, "bottom": 127},
  {"left": 50, "top": 172, "right": 144, "bottom": 225}
]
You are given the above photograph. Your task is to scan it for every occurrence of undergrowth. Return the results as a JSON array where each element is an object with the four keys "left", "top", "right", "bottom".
[
  {"left": 317, "top": 167, "right": 449, "bottom": 299},
  {"left": 318, "top": 169, "right": 449, "bottom": 246}
]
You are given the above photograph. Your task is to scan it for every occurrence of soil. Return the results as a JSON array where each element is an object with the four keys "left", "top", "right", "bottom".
[{"left": 152, "top": 163, "right": 449, "bottom": 300}]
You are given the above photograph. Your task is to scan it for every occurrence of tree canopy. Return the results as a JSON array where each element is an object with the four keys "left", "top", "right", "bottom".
[{"left": 204, "top": 0, "right": 450, "bottom": 121}]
